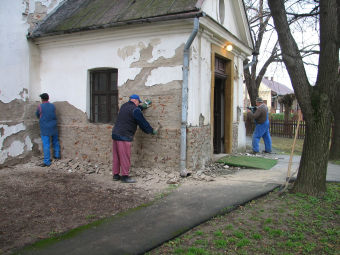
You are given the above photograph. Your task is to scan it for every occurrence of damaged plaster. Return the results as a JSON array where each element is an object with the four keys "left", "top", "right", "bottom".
[
  {"left": 25, "top": 0, "right": 63, "bottom": 29},
  {"left": 145, "top": 66, "right": 183, "bottom": 87},
  {"left": 0, "top": 123, "right": 29, "bottom": 164},
  {"left": 117, "top": 45, "right": 138, "bottom": 61},
  {"left": 116, "top": 39, "right": 185, "bottom": 89},
  {"left": 118, "top": 68, "right": 142, "bottom": 87},
  {"left": 19, "top": 88, "right": 29, "bottom": 102}
]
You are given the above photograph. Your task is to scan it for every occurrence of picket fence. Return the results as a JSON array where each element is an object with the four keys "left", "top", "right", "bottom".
[{"left": 245, "top": 116, "right": 334, "bottom": 139}]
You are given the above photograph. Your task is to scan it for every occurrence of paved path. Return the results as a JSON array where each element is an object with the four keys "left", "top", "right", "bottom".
[{"left": 16, "top": 147, "right": 340, "bottom": 255}]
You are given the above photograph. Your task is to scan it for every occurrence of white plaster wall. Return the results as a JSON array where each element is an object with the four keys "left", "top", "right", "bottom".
[
  {"left": 201, "top": 0, "right": 240, "bottom": 38},
  {"left": 34, "top": 27, "right": 190, "bottom": 115},
  {"left": 145, "top": 66, "right": 183, "bottom": 87},
  {"left": 0, "top": 0, "right": 62, "bottom": 165},
  {"left": 0, "top": 1, "right": 30, "bottom": 103},
  {"left": 199, "top": 36, "right": 212, "bottom": 125},
  {"left": 234, "top": 57, "right": 246, "bottom": 151},
  {"left": 233, "top": 56, "right": 242, "bottom": 122},
  {"left": 0, "top": 0, "right": 62, "bottom": 103},
  {"left": 187, "top": 38, "right": 201, "bottom": 127},
  {"left": 187, "top": 35, "right": 212, "bottom": 127}
]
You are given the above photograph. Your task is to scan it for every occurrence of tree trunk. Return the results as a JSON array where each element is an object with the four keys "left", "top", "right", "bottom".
[
  {"left": 284, "top": 104, "right": 292, "bottom": 138},
  {"left": 268, "top": 0, "right": 338, "bottom": 196},
  {"left": 329, "top": 0, "right": 340, "bottom": 160},
  {"left": 284, "top": 105, "right": 291, "bottom": 121},
  {"left": 293, "top": 109, "right": 331, "bottom": 196},
  {"left": 243, "top": 61, "right": 259, "bottom": 107},
  {"left": 329, "top": 106, "right": 340, "bottom": 159}
]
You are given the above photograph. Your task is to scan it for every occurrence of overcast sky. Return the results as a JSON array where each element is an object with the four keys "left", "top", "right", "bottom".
[{"left": 251, "top": 0, "right": 320, "bottom": 90}]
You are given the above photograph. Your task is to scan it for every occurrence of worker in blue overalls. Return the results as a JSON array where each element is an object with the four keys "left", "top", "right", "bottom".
[
  {"left": 247, "top": 97, "right": 272, "bottom": 154},
  {"left": 35, "top": 93, "right": 60, "bottom": 166}
]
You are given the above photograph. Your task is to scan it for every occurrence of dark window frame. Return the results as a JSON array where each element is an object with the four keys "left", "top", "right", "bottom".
[{"left": 90, "top": 69, "right": 118, "bottom": 124}]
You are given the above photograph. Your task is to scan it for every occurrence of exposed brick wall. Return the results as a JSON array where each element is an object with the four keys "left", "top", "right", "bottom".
[
  {"left": 58, "top": 123, "right": 212, "bottom": 172},
  {"left": 58, "top": 124, "right": 182, "bottom": 170},
  {"left": 1, "top": 86, "right": 213, "bottom": 172},
  {"left": 58, "top": 124, "right": 113, "bottom": 163},
  {"left": 186, "top": 124, "right": 212, "bottom": 170},
  {"left": 132, "top": 128, "right": 181, "bottom": 169}
]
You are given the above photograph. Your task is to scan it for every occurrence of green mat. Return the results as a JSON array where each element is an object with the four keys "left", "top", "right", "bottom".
[{"left": 216, "top": 155, "right": 277, "bottom": 170}]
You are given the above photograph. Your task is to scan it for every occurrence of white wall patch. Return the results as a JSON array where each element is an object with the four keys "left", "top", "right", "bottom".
[
  {"left": 145, "top": 66, "right": 182, "bottom": 87},
  {"left": 25, "top": 136, "right": 33, "bottom": 151},
  {"left": 118, "top": 68, "right": 143, "bottom": 87},
  {"left": 0, "top": 123, "right": 26, "bottom": 149},
  {"left": 7, "top": 141, "right": 25, "bottom": 157}
]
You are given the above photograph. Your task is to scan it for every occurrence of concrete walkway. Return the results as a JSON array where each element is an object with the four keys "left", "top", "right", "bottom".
[{"left": 16, "top": 142, "right": 340, "bottom": 255}]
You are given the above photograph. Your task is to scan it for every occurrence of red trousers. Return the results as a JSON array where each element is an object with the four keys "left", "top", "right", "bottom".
[{"left": 112, "top": 140, "right": 132, "bottom": 176}]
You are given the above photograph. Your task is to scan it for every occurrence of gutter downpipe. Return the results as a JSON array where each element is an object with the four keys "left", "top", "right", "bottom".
[
  {"left": 180, "top": 16, "right": 200, "bottom": 177},
  {"left": 243, "top": 51, "right": 259, "bottom": 70}
]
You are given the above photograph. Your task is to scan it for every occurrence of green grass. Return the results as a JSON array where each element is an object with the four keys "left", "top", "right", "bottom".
[
  {"left": 269, "top": 137, "right": 340, "bottom": 165},
  {"left": 269, "top": 136, "right": 304, "bottom": 155},
  {"left": 148, "top": 182, "right": 340, "bottom": 255}
]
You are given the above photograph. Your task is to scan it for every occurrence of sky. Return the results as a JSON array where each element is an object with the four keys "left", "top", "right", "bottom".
[{"left": 250, "top": 0, "right": 320, "bottom": 90}]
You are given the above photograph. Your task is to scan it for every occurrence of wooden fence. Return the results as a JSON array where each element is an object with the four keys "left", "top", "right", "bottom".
[{"left": 245, "top": 116, "right": 334, "bottom": 139}]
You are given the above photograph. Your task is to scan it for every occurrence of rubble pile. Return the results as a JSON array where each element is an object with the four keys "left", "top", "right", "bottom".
[
  {"left": 32, "top": 158, "right": 184, "bottom": 185},
  {"left": 188, "top": 162, "right": 245, "bottom": 181},
  {"left": 30, "top": 158, "right": 246, "bottom": 185}
]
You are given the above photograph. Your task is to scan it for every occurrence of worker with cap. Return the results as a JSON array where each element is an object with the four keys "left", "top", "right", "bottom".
[
  {"left": 111, "top": 94, "right": 156, "bottom": 183},
  {"left": 247, "top": 97, "right": 272, "bottom": 154},
  {"left": 35, "top": 93, "right": 61, "bottom": 166}
]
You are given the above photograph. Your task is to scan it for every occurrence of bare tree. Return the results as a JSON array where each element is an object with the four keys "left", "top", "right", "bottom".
[
  {"left": 329, "top": 0, "right": 340, "bottom": 160},
  {"left": 278, "top": 93, "right": 296, "bottom": 121},
  {"left": 244, "top": 0, "right": 280, "bottom": 106},
  {"left": 268, "top": 0, "right": 339, "bottom": 196}
]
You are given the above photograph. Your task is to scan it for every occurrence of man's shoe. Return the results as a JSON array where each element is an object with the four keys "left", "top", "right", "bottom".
[
  {"left": 113, "top": 175, "right": 121, "bottom": 181},
  {"left": 250, "top": 151, "right": 259, "bottom": 155},
  {"left": 38, "top": 163, "right": 50, "bottom": 167},
  {"left": 262, "top": 150, "right": 271, "bottom": 154},
  {"left": 121, "top": 177, "right": 137, "bottom": 183},
  {"left": 53, "top": 156, "right": 61, "bottom": 160}
]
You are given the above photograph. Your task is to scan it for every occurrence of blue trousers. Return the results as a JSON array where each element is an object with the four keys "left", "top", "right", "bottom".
[
  {"left": 252, "top": 119, "right": 272, "bottom": 153},
  {"left": 41, "top": 132, "right": 60, "bottom": 165}
]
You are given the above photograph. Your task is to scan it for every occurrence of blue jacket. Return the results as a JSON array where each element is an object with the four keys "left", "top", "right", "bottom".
[
  {"left": 112, "top": 101, "right": 153, "bottom": 141},
  {"left": 36, "top": 102, "right": 58, "bottom": 136}
]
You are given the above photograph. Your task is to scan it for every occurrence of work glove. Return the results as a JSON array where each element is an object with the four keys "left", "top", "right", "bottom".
[
  {"left": 142, "top": 99, "right": 152, "bottom": 109},
  {"left": 151, "top": 130, "right": 157, "bottom": 135}
]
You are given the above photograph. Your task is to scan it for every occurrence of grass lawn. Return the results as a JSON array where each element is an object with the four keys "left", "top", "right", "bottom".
[
  {"left": 270, "top": 136, "right": 304, "bottom": 155},
  {"left": 148, "top": 136, "right": 340, "bottom": 255},
  {"left": 148, "top": 183, "right": 340, "bottom": 255},
  {"left": 269, "top": 136, "right": 340, "bottom": 165}
]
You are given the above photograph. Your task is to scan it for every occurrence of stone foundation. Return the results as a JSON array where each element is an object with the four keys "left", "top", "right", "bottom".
[{"left": 186, "top": 124, "right": 212, "bottom": 170}]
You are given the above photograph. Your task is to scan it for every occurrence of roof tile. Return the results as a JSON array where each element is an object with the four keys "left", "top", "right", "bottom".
[{"left": 30, "top": 0, "right": 201, "bottom": 38}]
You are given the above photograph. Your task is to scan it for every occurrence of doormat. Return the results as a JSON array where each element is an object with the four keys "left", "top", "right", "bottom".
[{"left": 216, "top": 156, "right": 277, "bottom": 170}]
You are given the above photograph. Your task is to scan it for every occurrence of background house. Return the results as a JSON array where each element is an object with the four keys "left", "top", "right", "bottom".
[
  {"left": 0, "top": 0, "right": 254, "bottom": 173},
  {"left": 244, "top": 77, "right": 298, "bottom": 113}
]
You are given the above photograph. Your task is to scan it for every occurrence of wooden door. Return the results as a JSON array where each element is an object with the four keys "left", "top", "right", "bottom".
[
  {"left": 213, "top": 57, "right": 228, "bottom": 154},
  {"left": 214, "top": 79, "right": 223, "bottom": 153}
]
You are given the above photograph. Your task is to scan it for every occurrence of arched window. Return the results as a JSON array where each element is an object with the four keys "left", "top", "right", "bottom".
[{"left": 219, "top": 0, "right": 225, "bottom": 25}]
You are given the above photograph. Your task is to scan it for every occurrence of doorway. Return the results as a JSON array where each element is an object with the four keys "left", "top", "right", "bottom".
[{"left": 213, "top": 57, "right": 228, "bottom": 154}]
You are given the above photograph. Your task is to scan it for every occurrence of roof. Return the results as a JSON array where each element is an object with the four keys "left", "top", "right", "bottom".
[
  {"left": 28, "top": 0, "right": 204, "bottom": 38},
  {"left": 261, "top": 78, "right": 294, "bottom": 95}
]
